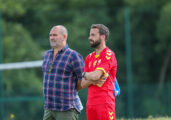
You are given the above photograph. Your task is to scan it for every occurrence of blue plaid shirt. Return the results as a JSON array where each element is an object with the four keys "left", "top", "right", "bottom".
[{"left": 42, "top": 45, "right": 84, "bottom": 112}]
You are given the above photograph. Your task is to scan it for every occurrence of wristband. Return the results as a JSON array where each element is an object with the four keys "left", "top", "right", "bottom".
[{"left": 82, "top": 72, "right": 86, "bottom": 78}]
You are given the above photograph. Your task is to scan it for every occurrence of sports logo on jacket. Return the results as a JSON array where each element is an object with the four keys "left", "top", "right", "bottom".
[{"left": 106, "top": 50, "right": 112, "bottom": 60}]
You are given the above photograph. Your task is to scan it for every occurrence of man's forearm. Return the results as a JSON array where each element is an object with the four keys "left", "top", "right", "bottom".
[
  {"left": 81, "top": 78, "right": 92, "bottom": 88},
  {"left": 84, "top": 70, "right": 103, "bottom": 81},
  {"left": 76, "top": 80, "right": 82, "bottom": 91}
]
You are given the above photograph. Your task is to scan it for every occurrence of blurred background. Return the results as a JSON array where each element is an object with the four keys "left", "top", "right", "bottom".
[{"left": 0, "top": 0, "right": 171, "bottom": 120}]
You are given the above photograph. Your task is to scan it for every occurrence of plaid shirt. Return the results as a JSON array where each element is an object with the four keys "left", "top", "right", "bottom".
[{"left": 42, "top": 45, "right": 84, "bottom": 112}]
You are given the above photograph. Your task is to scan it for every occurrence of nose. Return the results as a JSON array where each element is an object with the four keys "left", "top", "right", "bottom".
[
  {"left": 88, "top": 36, "right": 91, "bottom": 40},
  {"left": 50, "top": 35, "right": 54, "bottom": 40}
]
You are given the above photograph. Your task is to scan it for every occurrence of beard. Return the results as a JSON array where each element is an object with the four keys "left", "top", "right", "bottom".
[
  {"left": 50, "top": 42, "right": 60, "bottom": 48},
  {"left": 50, "top": 39, "right": 62, "bottom": 49},
  {"left": 89, "top": 39, "right": 101, "bottom": 48}
]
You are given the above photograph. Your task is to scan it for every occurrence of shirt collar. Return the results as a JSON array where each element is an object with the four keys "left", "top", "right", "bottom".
[
  {"left": 94, "top": 47, "right": 108, "bottom": 58},
  {"left": 60, "top": 44, "right": 69, "bottom": 52},
  {"left": 50, "top": 44, "right": 69, "bottom": 53}
]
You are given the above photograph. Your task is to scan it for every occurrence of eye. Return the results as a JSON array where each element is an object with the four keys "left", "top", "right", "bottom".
[
  {"left": 91, "top": 34, "right": 95, "bottom": 36},
  {"left": 50, "top": 34, "right": 58, "bottom": 37}
]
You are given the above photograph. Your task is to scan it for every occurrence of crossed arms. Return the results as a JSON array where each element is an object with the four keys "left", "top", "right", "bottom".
[{"left": 81, "top": 69, "right": 107, "bottom": 88}]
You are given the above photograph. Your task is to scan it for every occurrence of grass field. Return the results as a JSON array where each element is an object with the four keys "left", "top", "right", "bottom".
[{"left": 118, "top": 117, "right": 171, "bottom": 120}]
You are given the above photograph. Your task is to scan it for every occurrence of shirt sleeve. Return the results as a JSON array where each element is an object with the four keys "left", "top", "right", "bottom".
[
  {"left": 84, "top": 55, "right": 89, "bottom": 72},
  {"left": 96, "top": 52, "right": 117, "bottom": 76},
  {"left": 72, "top": 52, "right": 85, "bottom": 80}
]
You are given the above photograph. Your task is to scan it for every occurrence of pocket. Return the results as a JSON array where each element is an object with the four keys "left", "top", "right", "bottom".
[
  {"left": 72, "top": 109, "right": 78, "bottom": 120},
  {"left": 43, "top": 60, "right": 52, "bottom": 73},
  {"left": 65, "top": 109, "right": 78, "bottom": 120}
]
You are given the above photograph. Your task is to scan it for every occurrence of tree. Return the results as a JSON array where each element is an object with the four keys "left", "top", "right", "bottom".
[{"left": 156, "top": 2, "right": 171, "bottom": 89}]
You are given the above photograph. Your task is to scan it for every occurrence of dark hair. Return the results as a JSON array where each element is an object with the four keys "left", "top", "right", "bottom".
[{"left": 91, "top": 24, "right": 110, "bottom": 40}]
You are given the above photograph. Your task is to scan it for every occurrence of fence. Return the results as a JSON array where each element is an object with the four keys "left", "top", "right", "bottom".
[{"left": 0, "top": 80, "right": 171, "bottom": 120}]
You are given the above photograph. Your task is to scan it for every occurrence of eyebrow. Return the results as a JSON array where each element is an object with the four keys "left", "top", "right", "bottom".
[{"left": 49, "top": 33, "right": 58, "bottom": 36}]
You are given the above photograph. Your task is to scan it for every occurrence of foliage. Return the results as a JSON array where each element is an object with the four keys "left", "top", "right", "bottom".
[
  {"left": 0, "top": 0, "right": 171, "bottom": 119},
  {"left": 156, "top": 2, "right": 171, "bottom": 53}
]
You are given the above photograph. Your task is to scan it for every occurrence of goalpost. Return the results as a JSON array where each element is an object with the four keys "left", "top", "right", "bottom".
[
  {"left": 0, "top": 60, "right": 44, "bottom": 102},
  {"left": 0, "top": 60, "right": 43, "bottom": 70},
  {"left": 0, "top": 60, "right": 44, "bottom": 120}
]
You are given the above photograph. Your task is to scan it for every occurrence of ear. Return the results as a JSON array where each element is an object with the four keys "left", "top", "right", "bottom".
[
  {"left": 63, "top": 34, "right": 67, "bottom": 40},
  {"left": 101, "top": 34, "right": 106, "bottom": 40}
]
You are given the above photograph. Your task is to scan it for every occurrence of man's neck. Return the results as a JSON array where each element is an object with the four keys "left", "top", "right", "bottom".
[
  {"left": 95, "top": 44, "right": 106, "bottom": 55},
  {"left": 52, "top": 45, "right": 64, "bottom": 60},
  {"left": 52, "top": 49, "right": 58, "bottom": 61},
  {"left": 53, "top": 49, "right": 58, "bottom": 54},
  {"left": 53, "top": 44, "right": 65, "bottom": 53}
]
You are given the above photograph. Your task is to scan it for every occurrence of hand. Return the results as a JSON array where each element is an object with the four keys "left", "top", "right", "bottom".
[
  {"left": 96, "top": 74, "right": 108, "bottom": 87},
  {"left": 92, "top": 79, "right": 106, "bottom": 85},
  {"left": 115, "top": 91, "right": 119, "bottom": 96},
  {"left": 101, "top": 75, "right": 107, "bottom": 80}
]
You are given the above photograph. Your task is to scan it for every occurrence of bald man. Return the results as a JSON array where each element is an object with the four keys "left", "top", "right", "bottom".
[{"left": 42, "top": 25, "right": 84, "bottom": 120}]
